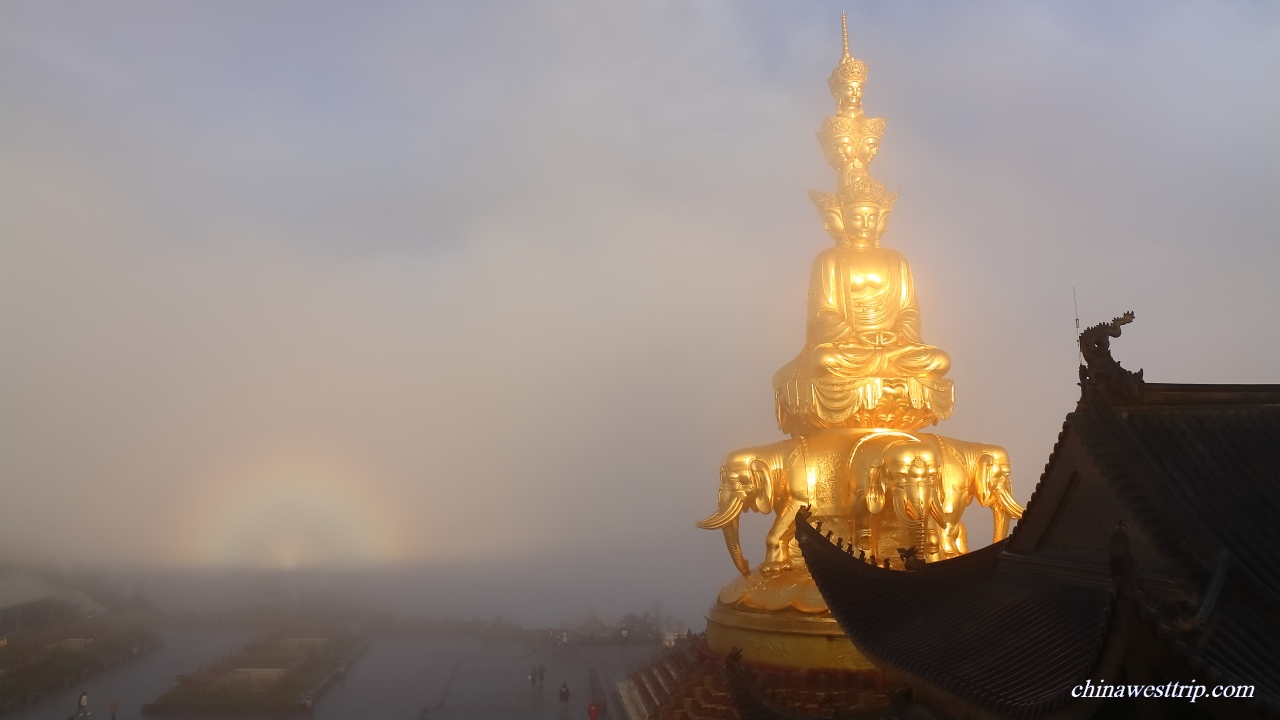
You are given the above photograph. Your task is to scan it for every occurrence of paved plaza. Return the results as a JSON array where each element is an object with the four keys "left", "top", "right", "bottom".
[{"left": 6, "top": 626, "right": 656, "bottom": 720}]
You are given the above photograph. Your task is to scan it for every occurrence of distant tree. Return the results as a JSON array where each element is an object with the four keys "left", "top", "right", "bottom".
[
  {"left": 649, "top": 601, "right": 668, "bottom": 639},
  {"left": 619, "top": 612, "right": 657, "bottom": 641}
]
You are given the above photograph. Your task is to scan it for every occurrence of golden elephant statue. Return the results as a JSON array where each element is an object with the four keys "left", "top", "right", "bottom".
[
  {"left": 697, "top": 433, "right": 862, "bottom": 578},
  {"left": 924, "top": 435, "right": 1025, "bottom": 559},
  {"left": 848, "top": 432, "right": 945, "bottom": 564}
]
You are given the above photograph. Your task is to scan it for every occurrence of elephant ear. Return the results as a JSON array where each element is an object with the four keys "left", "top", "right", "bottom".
[
  {"left": 749, "top": 459, "right": 774, "bottom": 514},
  {"left": 974, "top": 454, "right": 995, "bottom": 507}
]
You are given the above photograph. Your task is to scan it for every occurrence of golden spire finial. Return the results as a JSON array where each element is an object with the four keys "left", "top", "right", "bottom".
[
  {"left": 828, "top": 13, "right": 868, "bottom": 96},
  {"left": 842, "top": 12, "right": 850, "bottom": 60}
]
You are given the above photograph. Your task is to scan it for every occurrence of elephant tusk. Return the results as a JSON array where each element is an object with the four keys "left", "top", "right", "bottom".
[
  {"left": 697, "top": 496, "right": 744, "bottom": 530},
  {"left": 928, "top": 500, "right": 946, "bottom": 526},
  {"left": 995, "top": 487, "right": 1024, "bottom": 518},
  {"left": 892, "top": 494, "right": 921, "bottom": 526},
  {"left": 724, "top": 518, "right": 750, "bottom": 577}
]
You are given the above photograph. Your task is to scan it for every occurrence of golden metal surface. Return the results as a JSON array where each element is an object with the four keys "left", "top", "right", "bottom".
[
  {"left": 698, "top": 13, "right": 1026, "bottom": 666},
  {"left": 706, "top": 604, "right": 875, "bottom": 671}
]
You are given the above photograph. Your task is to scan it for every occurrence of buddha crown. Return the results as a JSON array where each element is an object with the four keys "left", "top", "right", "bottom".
[
  {"left": 815, "top": 115, "right": 886, "bottom": 146},
  {"left": 839, "top": 176, "right": 898, "bottom": 212},
  {"left": 859, "top": 116, "right": 886, "bottom": 139},
  {"left": 815, "top": 116, "right": 860, "bottom": 144},
  {"left": 808, "top": 190, "right": 840, "bottom": 213},
  {"left": 828, "top": 13, "right": 868, "bottom": 88}
]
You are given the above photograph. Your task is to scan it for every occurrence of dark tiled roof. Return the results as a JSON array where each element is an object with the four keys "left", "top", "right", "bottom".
[
  {"left": 799, "top": 379, "right": 1280, "bottom": 717},
  {"left": 1079, "top": 386, "right": 1280, "bottom": 604},
  {"left": 1194, "top": 579, "right": 1280, "bottom": 710},
  {"left": 1070, "top": 384, "right": 1280, "bottom": 709},
  {"left": 797, "top": 521, "right": 1113, "bottom": 719}
]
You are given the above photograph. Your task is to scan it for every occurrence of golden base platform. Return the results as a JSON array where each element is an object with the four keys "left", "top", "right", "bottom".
[{"left": 705, "top": 603, "right": 875, "bottom": 671}]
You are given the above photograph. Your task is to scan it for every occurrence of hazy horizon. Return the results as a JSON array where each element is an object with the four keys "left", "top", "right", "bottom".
[{"left": 3, "top": 1, "right": 1278, "bottom": 626}]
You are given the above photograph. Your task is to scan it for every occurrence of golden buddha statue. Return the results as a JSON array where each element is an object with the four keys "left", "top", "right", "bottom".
[
  {"left": 699, "top": 12, "right": 1021, "bottom": 672},
  {"left": 773, "top": 178, "right": 954, "bottom": 434},
  {"left": 805, "top": 181, "right": 950, "bottom": 377},
  {"left": 773, "top": 15, "right": 953, "bottom": 435}
]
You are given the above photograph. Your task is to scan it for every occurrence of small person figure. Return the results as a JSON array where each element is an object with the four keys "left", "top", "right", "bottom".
[
  {"left": 588, "top": 701, "right": 600, "bottom": 719},
  {"left": 109, "top": 700, "right": 118, "bottom": 720},
  {"left": 882, "top": 557, "right": 892, "bottom": 569},
  {"left": 75, "top": 690, "right": 89, "bottom": 718},
  {"left": 537, "top": 663, "right": 546, "bottom": 688},
  {"left": 559, "top": 683, "right": 571, "bottom": 704},
  {"left": 530, "top": 665, "right": 538, "bottom": 688}
]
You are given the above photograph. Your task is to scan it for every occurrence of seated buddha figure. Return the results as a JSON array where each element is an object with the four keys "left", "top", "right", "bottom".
[
  {"left": 807, "top": 178, "right": 950, "bottom": 378},
  {"left": 774, "top": 178, "right": 952, "bottom": 433}
]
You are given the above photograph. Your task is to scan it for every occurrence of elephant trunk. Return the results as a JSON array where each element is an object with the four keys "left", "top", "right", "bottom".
[
  {"left": 892, "top": 492, "right": 929, "bottom": 560},
  {"left": 722, "top": 517, "right": 750, "bottom": 577},
  {"left": 992, "top": 506, "right": 1009, "bottom": 543},
  {"left": 697, "top": 495, "right": 744, "bottom": 530}
]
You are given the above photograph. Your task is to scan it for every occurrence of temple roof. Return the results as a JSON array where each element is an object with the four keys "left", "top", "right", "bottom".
[
  {"left": 1063, "top": 382, "right": 1280, "bottom": 605},
  {"left": 798, "top": 530, "right": 1112, "bottom": 718},
  {"left": 799, "top": 370, "right": 1280, "bottom": 717}
]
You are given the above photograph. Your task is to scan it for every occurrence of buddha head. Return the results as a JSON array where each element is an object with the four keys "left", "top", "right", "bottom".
[
  {"left": 843, "top": 203, "right": 887, "bottom": 248},
  {"left": 828, "top": 13, "right": 869, "bottom": 118},
  {"left": 816, "top": 116, "right": 860, "bottom": 171},
  {"left": 856, "top": 117, "right": 886, "bottom": 165},
  {"left": 808, "top": 190, "right": 845, "bottom": 246},
  {"left": 838, "top": 177, "right": 898, "bottom": 248},
  {"left": 816, "top": 115, "right": 886, "bottom": 181}
]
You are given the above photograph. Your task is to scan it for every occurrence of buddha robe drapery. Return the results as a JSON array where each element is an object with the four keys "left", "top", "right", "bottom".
[
  {"left": 772, "top": 246, "right": 953, "bottom": 433},
  {"left": 804, "top": 247, "right": 950, "bottom": 379}
]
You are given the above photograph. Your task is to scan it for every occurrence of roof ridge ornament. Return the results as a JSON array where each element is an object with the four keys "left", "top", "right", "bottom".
[{"left": 1079, "top": 311, "right": 1145, "bottom": 405}]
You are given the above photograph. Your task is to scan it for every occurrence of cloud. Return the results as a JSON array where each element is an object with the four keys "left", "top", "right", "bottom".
[{"left": 2, "top": 0, "right": 1277, "bottom": 623}]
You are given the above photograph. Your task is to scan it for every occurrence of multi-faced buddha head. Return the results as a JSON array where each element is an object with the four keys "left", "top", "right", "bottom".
[
  {"left": 809, "top": 177, "right": 897, "bottom": 249},
  {"left": 816, "top": 115, "right": 886, "bottom": 179},
  {"left": 838, "top": 177, "right": 898, "bottom": 249},
  {"left": 808, "top": 190, "right": 845, "bottom": 246}
]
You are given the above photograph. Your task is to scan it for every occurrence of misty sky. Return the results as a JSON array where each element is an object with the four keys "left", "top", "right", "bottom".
[{"left": 2, "top": 1, "right": 1278, "bottom": 625}]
